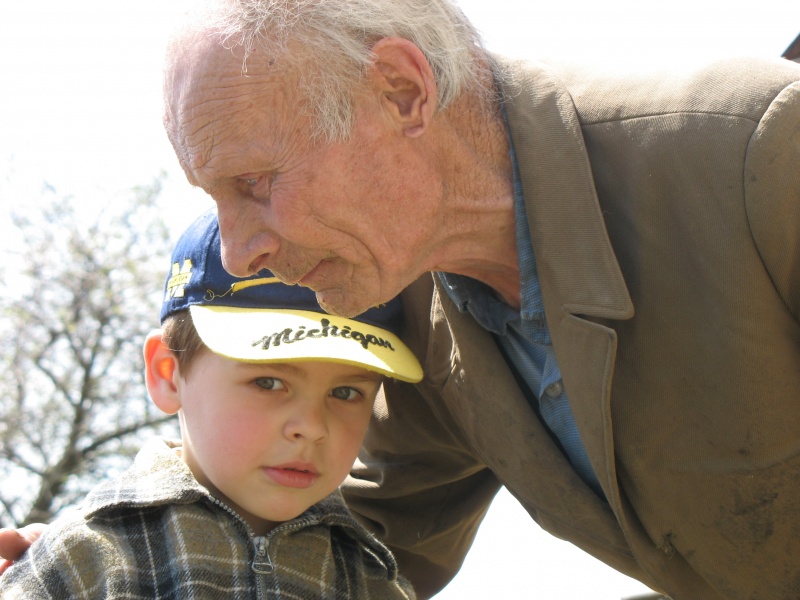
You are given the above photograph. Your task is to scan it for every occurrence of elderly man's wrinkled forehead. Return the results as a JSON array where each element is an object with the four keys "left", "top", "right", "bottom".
[
  {"left": 162, "top": 28, "right": 298, "bottom": 180},
  {"left": 164, "top": 29, "right": 269, "bottom": 117}
]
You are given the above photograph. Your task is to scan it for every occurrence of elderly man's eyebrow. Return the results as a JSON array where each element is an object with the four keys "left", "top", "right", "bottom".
[
  {"left": 200, "top": 163, "right": 277, "bottom": 190},
  {"left": 191, "top": 172, "right": 244, "bottom": 196}
]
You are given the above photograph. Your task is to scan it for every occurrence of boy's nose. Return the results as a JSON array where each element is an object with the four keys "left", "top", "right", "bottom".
[{"left": 283, "top": 400, "right": 328, "bottom": 443}]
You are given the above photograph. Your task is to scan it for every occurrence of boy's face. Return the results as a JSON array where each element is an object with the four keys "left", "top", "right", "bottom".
[{"left": 175, "top": 350, "right": 382, "bottom": 535}]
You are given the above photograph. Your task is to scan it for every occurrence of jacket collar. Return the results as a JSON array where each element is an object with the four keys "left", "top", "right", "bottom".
[
  {"left": 403, "top": 57, "right": 636, "bottom": 547},
  {"left": 495, "top": 56, "right": 633, "bottom": 506},
  {"left": 496, "top": 55, "right": 633, "bottom": 320},
  {"left": 83, "top": 438, "right": 399, "bottom": 578},
  {"left": 83, "top": 438, "right": 206, "bottom": 516}
]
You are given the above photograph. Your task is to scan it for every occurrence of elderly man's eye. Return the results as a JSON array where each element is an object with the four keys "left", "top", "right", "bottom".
[
  {"left": 237, "top": 175, "right": 262, "bottom": 188},
  {"left": 238, "top": 173, "right": 275, "bottom": 198}
]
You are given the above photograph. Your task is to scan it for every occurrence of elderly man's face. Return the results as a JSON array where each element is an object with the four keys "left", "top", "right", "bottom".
[{"left": 164, "top": 36, "right": 439, "bottom": 317}]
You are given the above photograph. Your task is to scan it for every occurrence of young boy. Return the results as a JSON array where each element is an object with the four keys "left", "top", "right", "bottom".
[{"left": 0, "top": 210, "right": 422, "bottom": 599}]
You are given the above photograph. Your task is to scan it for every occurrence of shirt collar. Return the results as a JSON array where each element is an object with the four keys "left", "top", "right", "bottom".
[{"left": 438, "top": 106, "right": 546, "bottom": 331}]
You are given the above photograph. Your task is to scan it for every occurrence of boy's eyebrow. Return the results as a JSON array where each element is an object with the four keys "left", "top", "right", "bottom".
[
  {"left": 346, "top": 371, "right": 384, "bottom": 383},
  {"left": 236, "top": 362, "right": 303, "bottom": 374},
  {"left": 236, "top": 361, "right": 383, "bottom": 382}
]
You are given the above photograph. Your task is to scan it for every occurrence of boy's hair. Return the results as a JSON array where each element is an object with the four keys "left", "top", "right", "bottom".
[
  {"left": 162, "top": 310, "right": 206, "bottom": 377},
  {"left": 158, "top": 210, "right": 423, "bottom": 382}
]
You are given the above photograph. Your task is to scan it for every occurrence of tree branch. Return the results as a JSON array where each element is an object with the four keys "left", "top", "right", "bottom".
[{"left": 81, "top": 414, "right": 177, "bottom": 457}]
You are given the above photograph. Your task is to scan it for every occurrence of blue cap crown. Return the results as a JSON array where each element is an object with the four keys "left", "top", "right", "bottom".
[
  {"left": 159, "top": 211, "right": 422, "bottom": 382},
  {"left": 161, "top": 211, "right": 403, "bottom": 334}
]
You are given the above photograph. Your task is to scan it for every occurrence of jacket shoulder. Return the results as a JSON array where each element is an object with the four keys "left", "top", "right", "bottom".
[
  {"left": 497, "top": 55, "right": 800, "bottom": 125},
  {"left": 745, "top": 78, "right": 800, "bottom": 320},
  {"left": 0, "top": 508, "right": 116, "bottom": 599}
]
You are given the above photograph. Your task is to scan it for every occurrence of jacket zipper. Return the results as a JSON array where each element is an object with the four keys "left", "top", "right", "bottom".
[
  {"left": 251, "top": 536, "right": 273, "bottom": 575},
  {"left": 249, "top": 517, "right": 319, "bottom": 575},
  {"left": 207, "top": 496, "right": 268, "bottom": 600},
  {"left": 208, "top": 496, "right": 324, "bottom": 597}
]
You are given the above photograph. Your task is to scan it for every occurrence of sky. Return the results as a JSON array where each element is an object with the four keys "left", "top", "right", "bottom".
[{"left": 1, "top": 1, "right": 798, "bottom": 598}]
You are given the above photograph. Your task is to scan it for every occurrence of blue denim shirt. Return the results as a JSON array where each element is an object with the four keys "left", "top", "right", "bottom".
[{"left": 437, "top": 128, "right": 604, "bottom": 498}]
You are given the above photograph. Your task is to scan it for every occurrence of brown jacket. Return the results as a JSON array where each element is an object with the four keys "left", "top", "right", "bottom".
[{"left": 344, "top": 55, "right": 800, "bottom": 600}]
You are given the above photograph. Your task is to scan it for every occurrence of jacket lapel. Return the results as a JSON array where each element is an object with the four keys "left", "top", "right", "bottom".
[
  {"left": 499, "top": 56, "right": 634, "bottom": 508},
  {"left": 411, "top": 273, "right": 634, "bottom": 559},
  {"left": 399, "top": 57, "right": 639, "bottom": 562}
]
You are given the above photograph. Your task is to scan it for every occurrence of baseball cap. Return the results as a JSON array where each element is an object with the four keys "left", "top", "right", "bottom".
[{"left": 160, "top": 210, "right": 423, "bottom": 383}]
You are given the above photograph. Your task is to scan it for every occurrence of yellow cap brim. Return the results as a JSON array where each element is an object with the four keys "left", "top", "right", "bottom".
[{"left": 189, "top": 305, "right": 423, "bottom": 383}]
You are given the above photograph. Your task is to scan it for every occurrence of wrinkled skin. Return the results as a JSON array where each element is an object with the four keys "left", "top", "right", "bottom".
[
  {"left": 164, "top": 34, "right": 450, "bottom": 317},
  {"left": 163, "top": 33, "right": 519, "bottom": 316},
  {"left": 0, "top": 18, "right": 520, "bottom": 580}
]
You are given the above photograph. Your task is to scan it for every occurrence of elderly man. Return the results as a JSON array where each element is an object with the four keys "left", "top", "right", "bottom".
[{"left": 4, "top": 2, "right": 800, "bottom": 598}]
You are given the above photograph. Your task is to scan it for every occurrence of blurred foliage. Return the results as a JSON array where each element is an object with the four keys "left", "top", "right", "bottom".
[{"left": 0, "top": 177, "right": 180, "bottom": 527}]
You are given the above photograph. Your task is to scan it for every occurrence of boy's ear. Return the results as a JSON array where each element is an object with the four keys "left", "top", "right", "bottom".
[
  {"left": 143, "top": 329, "right": 182, "bottom": 415},
  {"left": 368, "top": 37, "right": 437, "bottom": 138}
]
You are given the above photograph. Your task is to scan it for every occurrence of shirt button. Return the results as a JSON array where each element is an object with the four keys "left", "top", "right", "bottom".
[{"left": 544, "top": 380, "right": 564, "bottom": 398}]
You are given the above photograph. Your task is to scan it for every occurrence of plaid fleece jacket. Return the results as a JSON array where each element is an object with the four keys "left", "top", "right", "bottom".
[{"left": 0, "top": 439, "right": 415, "bottom": 599}]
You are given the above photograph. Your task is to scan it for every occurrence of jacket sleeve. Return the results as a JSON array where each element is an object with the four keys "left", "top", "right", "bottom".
[
  {"left": 341, "top": 275, "right": 505, "bottom": 598},
  {"left": 745, "top": 78, "right": 800, "bottom": 321},
  {"left": 342, "top": 274, "right": 504, "bottom": 597},
  {"left": 344, "top": 377, "right": 501, "bottom": 599}
]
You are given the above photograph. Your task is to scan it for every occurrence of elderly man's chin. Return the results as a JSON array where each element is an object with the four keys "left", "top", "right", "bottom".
[
  {"left": 301, "top": 259, "right": 403, "bottom": 317},
  {"left": 314, "top": 287, "right": 379, "bottom": 319}
]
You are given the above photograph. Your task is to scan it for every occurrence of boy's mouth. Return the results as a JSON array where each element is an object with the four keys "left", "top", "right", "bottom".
[
  {"left": 273, "top": 460, "right": 317, "bottom": 474},
  {"left": 263, "top": 465, "right": 319, "bottom": 488}
]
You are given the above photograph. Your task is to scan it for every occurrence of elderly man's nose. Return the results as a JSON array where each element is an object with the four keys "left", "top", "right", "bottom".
[
  {"left": 217, "top": 214, "right": 279, "bottom": 277},
  {"left": 220, "top": 236, "right": 278, "bottom": 277},
  {"left": 220, "top": 243, "right": 251, "bottom": 277}
]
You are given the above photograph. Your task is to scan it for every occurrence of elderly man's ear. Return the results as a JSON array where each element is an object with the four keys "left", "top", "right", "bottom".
[
  {"left": 143, "top": 330, "right": 182, "bottom": 416},
  {"left": 369, "top": 37, "right": 437, "bottom": 138}
]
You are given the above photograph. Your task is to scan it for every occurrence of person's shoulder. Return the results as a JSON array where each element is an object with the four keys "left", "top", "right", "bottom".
[
  {"left": 29, "top": 505, "right": 131, "bottom": 561},
  {"left": 497, "top": 53, "right": 800, "bottom": 88},
  {"left": 511, "top": 55, "right": 800, "bottom": 126},
  {"left": 743, "top": 62, "right": 800, "bottom": 320},
  {"left": 312, "top": 494, "right": 416, "bottom": 597},
  {"left": 83, "top": 438, "right": 204, "bottom": 518},
  {"left": 669, "top": 56, "right": 800, "bottom": 104},
  {"left": 0, "top": 508, "right": 112, "bottom": 598}
]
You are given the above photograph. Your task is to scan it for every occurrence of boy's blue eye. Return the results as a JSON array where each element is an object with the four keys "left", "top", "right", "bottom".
[
  {"left": 254, "top": 377, "right": 285, "bottom": 391},
  {"left": 331, "top": 387, "right": 359, "bottom": 401}
]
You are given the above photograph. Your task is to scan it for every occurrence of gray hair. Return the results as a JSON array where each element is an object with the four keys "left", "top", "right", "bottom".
[{"left": 203, "top": 0, "right": 490, "bottom": 141}]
